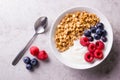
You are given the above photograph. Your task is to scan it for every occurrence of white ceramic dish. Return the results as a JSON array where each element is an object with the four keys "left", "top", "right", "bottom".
[{"left": 50, "top": 7, "right": 113, "bottom": 69}]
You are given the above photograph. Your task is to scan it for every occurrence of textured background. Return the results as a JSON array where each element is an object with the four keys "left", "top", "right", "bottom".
[{"left": 0, "top": 0, "right": 120, "bottom": 80}]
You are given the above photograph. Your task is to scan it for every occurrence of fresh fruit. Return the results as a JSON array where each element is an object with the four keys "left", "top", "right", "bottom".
[
  {"left": 84, "top": 52, "right": 94, "bottom": 62},
  {"left": 94, "top": 34, "right": 101, "bottom": 40},
  {"left": 102, "top": 30, "right": 107, "bottom": 37},
  {"left": 26, "top": 64, "right": 33, "bottom": 70},
  {"left": 88, "top": 36, "right": 94, "bottom": 41},
  {"left": 30, "top": 46, "right": 39, "bottom": 56},
  {"left": 96, "top": 28, "right": 102, "bottom": 35},
  {"left": 88, "top": 43, "right": 96, "bottom": 52},
  {"left": 90, "top": 27, "right": 97, "bottom": 33},
  {"left": 81, "top": 22, "right": 107, "bottom": 63},
  {"left": 84, "top": 30, "right": 91, "bottom": 37},
  {"left": 37, "top": 50, "right": 48, "bottom": 60},
  {"left": 94, "top": 49, "right": 103, "bottom": 59},
  {"left": 80, "top": 37, "right": 90, "bottom": 46},
  {"left": 96, "top": 22, "right": 104, "bottom": 30},
  {"left": 23, "top": 57, "right": 39, "bottom": 70},
  {"left": 96, "top": 41, "right": 104, "bottom": 50},
  {"left": 101, "top": 36, "right": 107, "bottom": 42},
  {"left": 30, "top": 58, "right": 38, "bottom": 66},
  {"left": 23, "top": 57, "right": 31, "bottom": 64},
  {"left": 80, "top": 37, "right": 88, "bottom": 45}
]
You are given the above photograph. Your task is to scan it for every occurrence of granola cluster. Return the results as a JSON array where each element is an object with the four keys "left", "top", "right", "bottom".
[{"left": 55, "top": 11, "right": 100, "bottom": 52}]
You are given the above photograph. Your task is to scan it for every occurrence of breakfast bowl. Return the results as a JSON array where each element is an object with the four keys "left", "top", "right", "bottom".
[{"left": 50, "top": 7, "right": 113, "bottom": 69}]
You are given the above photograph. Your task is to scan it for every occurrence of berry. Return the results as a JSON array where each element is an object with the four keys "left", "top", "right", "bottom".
[
  {"left": 96, "top": 22, "right": 104, "bottom": 30},
  {"left": 37, "top": 50, "right": 48, "bottom": 60},
  {"left": 90, "top": 27, "right": 97, "bottom": 33},
  {"left": 84, "top": 30, "right": 91, "bottom": 37},
  {"left": 23, "top": 57, "right": 31, "bottom": 64},
  {"left": 94, "top": 49, "right": 103, "bottom": 59},
  {"left": 102, "top": 30, "right": 107, "bottom": 37},
  {"left": 96, "top": 28, "right": 102, "bottom": 35},
  {"left": 30, "top": 58, "right": 38, "bottom": 66},
  {"left": 101, "top": 36, "right": 107, "bottom": 42},
  {"left": 80, "top": 37, "right": 90, "bottom": 46},
  {"left": 26, "top": 64, "right": 33, "bottom": 70},
  {"left": 88, "top": 36, "right": 94, "bottom": 41},
  {"left": 30, "top": 46, "right": 39, "bottom": 56},
  {"left": 88, "top": 43, "right": 96, "bottom": 52},
  {"left": 84, "top": 52, "right": 94, "bottom": 62},
  {"left": 96, "top": 41, "right": 104, "bottom": 50},
  {"left": 94, "top": 34, "right": 101, "bottom": 40}
]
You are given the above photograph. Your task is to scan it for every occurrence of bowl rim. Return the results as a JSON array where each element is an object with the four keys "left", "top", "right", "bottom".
[{"left": 49, "top": 6, "right": 113, "bottom": 69}]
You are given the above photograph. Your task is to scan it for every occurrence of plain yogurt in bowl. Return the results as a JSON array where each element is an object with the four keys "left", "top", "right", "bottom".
[
  {"left": 50, "top": 6, "right": 113, "bottom": 69},
  {"left": 61, "top": 40, "right": 88, "bottom": 64}
]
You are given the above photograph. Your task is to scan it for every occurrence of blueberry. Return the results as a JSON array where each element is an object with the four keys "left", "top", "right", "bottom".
[
  {"left": 96, "top": 23, "right": 104, "bottom": 30},
  {"left": 23, "top": 57, "right": 31, "bottom": 64},
  {"left": 101, "top": 36, "right": 107, "bottom": 42},
  {"left": 30, "top": 58, "right": 38, "bottom": 66},
  {"left": 102, "top": 30, "right": 107, "bottom": 37},
  {"left": 94, "top": 34, "right": 101, "bottom": 40},
  {"left": 26, "top": 64, "right": 33, "bottom": 70},
  {"left": 90, "top": 27, "right": 97, "bottom": 33},
  {"left": 96, "top": 28, "right": 102, "bottom": 35},
  {"left": 84, "top": 30, "right": 91, "bottom": 37},
  {"left": 88, "top": 36, "right": 94, "bottom": 41}
]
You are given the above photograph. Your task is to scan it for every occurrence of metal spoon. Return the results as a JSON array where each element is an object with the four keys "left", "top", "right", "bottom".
[{"left": 12, "top": 16, "right": 48, "bottom": 66}]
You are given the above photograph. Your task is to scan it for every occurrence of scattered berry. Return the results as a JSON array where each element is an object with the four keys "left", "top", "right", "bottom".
[
  {"left": 94, "top": 34, "right": 101, "bottom": 40},
  {"left": 102, "top": 30, "right": 107, "bottom": 37},
  {"left": 23, "top": 57, "right": 39, "bottom": 71},
  {"left": 30, "top": 46, "right": 39, "bottom": 56},
  {"left": 96, "top": 28, "right": 102, "bottom": 36},
  {"left": 84, "top": 30, "right": 91, "bottom": 37},
  {"left": 80, "top": 37, "right": 90, "bottom": 46},
  {"left": 96, "top": 22, "right": 104, "bottom": 30},
  {"left": 30, "top": 58, "right": 38, "bottom": 66},
  {"left": 84, "top": 52, "right": 94, "bottom": 62},
  {"left": 23, "top": 57, "right": 31, "bottom": 64},
  {"left": 94, "top": 49, "right": 103, "bottom": 59},
  {"left": 26, "top": 64, "right": 33, "bottom": 70},
  {"left": 88, "top": 43, "right": 96, "bottom": 52},
  {"left": 96, "top": 41, "right": 104, "bottom": 50},
  {"left": 88, "top": 36, "right": 94, "bottom": 41},
  {"left": 37, "top": 50, "right": 48, "bottom": 60},
  {"left": 90, "top": 27, "right": 97, "bottom": 33},
  {"left": 101, "top": 36, "right": 107, "bottom": 42}
]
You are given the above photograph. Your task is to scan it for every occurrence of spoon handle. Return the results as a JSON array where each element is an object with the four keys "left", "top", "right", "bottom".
[{"left": 12, "top": 33, "right": 37, "bottom": 66}]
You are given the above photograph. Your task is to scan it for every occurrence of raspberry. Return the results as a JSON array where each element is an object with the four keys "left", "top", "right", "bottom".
[
  {"left": 88, "top": 43, "right": 96, "bottom": 52},
  {"left": 94, "top": 49, "right": 103, "bottom": 59},
  {"left": 37, "top": 50, "right": 48, "bottom": 60},
  {"left": 84, "top": 52, "right": 94, "bottom": 62},
  {"left": 95, "top": 41, "right": 104, "bottom": 50},
  {"left": 80, "top": 37, "right": 90, "bottom": 46},
  {"left": 30, "top": 46, "right": 39, "bottom": 56}
]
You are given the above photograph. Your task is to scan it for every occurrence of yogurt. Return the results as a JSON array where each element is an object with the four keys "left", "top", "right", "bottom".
[{"left": 61, "top": 40, "right": 88, "bottom": 64}]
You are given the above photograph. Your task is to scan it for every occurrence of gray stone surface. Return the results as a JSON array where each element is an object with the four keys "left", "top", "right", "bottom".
[{"left": 0, "top": 0, "right": 120, "bottom": 80}]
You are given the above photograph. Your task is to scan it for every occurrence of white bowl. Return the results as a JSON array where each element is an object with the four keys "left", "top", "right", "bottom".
[{"left": 50, "top": 7, "right": 113, "bottom": 69}]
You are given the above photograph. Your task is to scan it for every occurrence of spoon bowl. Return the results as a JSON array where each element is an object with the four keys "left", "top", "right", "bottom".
[{"left": 34, "top": 17, "right": 48, "bottom": 34}]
